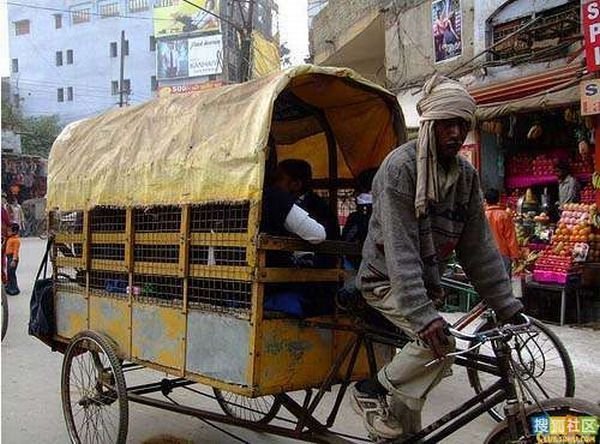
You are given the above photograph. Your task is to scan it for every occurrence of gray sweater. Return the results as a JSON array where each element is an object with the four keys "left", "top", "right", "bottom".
[{"left": 357, "top": 141, "right": 523, "bottom": 331}]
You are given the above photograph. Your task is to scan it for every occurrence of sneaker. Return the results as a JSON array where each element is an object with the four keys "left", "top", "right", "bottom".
[
  {"left": 349, "top": 383, "right": 384, "bottom": 416},
  {"left": 363, "top": 408, "right": 404, "bottom": 441},
  {"left": 349, "top": 385, "right": 404, "bottom": 441}
]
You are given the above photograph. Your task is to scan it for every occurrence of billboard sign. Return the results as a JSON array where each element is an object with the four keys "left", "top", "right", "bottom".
[
  {"left": 188, "top": 34, "right": 223, "bottom": 77},
  {"left": 157, "top": 34, "right": 222, "bottom": 80},
  {"left": 581, "top": 79, "right": 600, "bottom": 116},
  {"left": 583, "top": 0, "right": 600, "bottom": 72},
  {"left": 158, "top": 80, "right": 223, "bottom": 97},
  {"left": 154, "top": 0, "right": 220, "bottom": 37},
  {"left": 432, "top": 0, "right": 462, "bottom": 63}
]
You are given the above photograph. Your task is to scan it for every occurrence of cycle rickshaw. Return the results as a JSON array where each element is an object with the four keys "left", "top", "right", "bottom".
[{"left": 40, "top": 66, "right": 598, "bottom": 443}]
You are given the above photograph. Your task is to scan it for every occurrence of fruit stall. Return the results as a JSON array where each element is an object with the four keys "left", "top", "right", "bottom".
[{"left": 476, "top": 102, "right": 600, "bottom": 324}]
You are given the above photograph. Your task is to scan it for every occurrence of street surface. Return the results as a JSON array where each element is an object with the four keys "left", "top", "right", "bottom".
[{"left": 2, "top": 238, "right": 600, "bottom": 443}]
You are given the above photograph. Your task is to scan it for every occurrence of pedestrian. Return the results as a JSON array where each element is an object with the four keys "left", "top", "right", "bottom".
[
  {"left": 555, "top": 161, "right": 580, "bottom": 206},
  {"left": 5, "top": 223, "right": 22, "bottom": 295},
  {"left": 350, "top": 74, "right": 524, "bottom": 441},
  {"left": 1, "top": 194, "right": 10, "bottom": 285},
  {"left": 484, "top": 189, "right": 520, "bottom": 277},
  {"left": 7, "top": 195, "right": 25, "bottom": 231}
]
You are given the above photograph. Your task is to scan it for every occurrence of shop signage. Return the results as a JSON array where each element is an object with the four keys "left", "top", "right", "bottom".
[
  {"left": 580, "top": 79, "right": 600, "bottom": 115},
  {"left": 157, "top": 34, "right": 223, "bottom": 80},
  {"left": 158, "top": 80, "right": 223, "bottom": 97},
  {"left": 582, "top": 0, "right": 600, "bottom": 72}
]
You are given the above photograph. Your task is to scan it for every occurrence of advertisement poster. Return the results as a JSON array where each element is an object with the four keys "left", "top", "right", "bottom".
[
  {"left": 432, "top": 0, "right": 462, "bottom": 63},
  {"left": 188, "top": 34, "right": 223, "bottom": 77},
  {"left": 158, "top": 81, "right": 223, "bottom": 97},
  {"left": 157, "top": 39, "right": 189, "bottom": 79},
  {"left": 154, "top": 0, "right": 220, "bottom": 37}
]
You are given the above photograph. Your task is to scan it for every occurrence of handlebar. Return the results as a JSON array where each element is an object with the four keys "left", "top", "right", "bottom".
[
  {"left": 424, "top": 314, "right": 533, "bottom": 367},
  {"left": 447, "top": 314, "right": 532, "bottom": 343}
]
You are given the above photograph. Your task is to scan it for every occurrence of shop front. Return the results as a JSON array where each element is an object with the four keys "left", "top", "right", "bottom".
[{"left": 468, "top": 66, "right": 600, "bottom": 325}]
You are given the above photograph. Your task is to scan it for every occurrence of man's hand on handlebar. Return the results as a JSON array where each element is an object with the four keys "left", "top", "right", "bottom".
[{"left": 418, "top": 318, "right": 449, "bottom": 360}]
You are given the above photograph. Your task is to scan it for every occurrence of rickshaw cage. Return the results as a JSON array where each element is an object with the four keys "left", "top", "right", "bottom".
[{"left": 46, "top": 65, "right": 406, "bottom": 397}]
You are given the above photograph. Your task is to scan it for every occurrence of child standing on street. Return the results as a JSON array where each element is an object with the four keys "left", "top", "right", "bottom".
[{"left": 5, "top": 223, "right": 21, "bottom": 295}]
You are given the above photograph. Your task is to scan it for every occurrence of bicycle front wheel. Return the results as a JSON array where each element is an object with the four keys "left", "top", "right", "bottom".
[
  {"left": 485, "top": 397, "right": 600, "bottom": 443},
  {"left": 468, "top": 317, "right": 575, "bottom": 422}
]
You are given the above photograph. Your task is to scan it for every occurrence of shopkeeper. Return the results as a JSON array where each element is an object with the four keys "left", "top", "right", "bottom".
[{"left": 556, "top": 161, "right": 580, "bottom": 206}]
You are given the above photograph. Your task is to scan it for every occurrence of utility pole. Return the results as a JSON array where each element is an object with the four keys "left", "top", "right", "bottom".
[
  {"left": 239, "top": 0, "right": 255, "bottom": 82},
  {"left": 119, "top": 30, "right": 126, "bottom": 107}
]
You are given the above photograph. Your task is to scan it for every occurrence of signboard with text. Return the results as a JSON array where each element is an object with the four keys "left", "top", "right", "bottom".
[
  {"left": 157, "top": 34, "right": 222, "bottom": 80},
  {"left": 158, "top": 81, "right": 223, "bottom": 97},
  {"left": 581, "top": 79, "right": 600, "bottom": 115},
  {"left": 583, "top": 0, "right": 600, "bottom": 72}
]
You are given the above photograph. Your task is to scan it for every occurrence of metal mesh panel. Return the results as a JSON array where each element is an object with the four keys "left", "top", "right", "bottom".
[
  {"left": 50, "top": 211, "right": 84, "bottom": 234},
  {"left": 90, "top": 243, "right": 125, "bottom": 261},
  {"left": 134, "top": 206, "right": 181, "bottom": 232},
  {"left": 90, "top": 207, "right": 126, "bottom": 232},
  {"left": 190, "top": 203, "right": 249, "bottom": 233},
  {"left": 55, "top": 266, "right": 86, "bottom": 294},
  {"left": 188, "top": 278, "right": 251, "bottom": 312},
  {"left": 55, "top": 242, "right": 84, "bottom": 259},
  {"left": 89, "top": 270, "right": 129, "bottom": 298},
  {"left": 132, "top": 274, "right": 183, "bottom": 306},
  {"left": 190, "top": 246, "right": 247, "bottom": 266},
  {"left": 134, "top": 244, "right": 179, "bottom": 263}
]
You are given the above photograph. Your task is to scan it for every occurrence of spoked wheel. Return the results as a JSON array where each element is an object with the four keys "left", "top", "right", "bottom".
[
  {"left": 485, "top": 397, "right": 600, "bottom": 443},
  {"left": 1, "top": 286, "right": 8, "bottom": 341},
  {"left": 468, "top": 317, "right": 575, "bottom": 422},
  {"left": 213, "top": 388, "right": 282, "bottom": 424},
  {"left": 61, "top": 331, "right": 128, "bottom": 444}
]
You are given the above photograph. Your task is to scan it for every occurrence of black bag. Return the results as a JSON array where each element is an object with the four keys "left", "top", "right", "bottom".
[{"left": 28, "top": 239, "right": 54, "bottom": 339}]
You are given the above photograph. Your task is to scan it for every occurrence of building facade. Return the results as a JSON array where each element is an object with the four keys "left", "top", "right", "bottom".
[{"left": 8, "top": 0, "right": 279, "bottom": 124}]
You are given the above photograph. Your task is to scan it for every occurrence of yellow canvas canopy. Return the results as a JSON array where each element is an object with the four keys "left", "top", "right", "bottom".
[{"left": 48, "top": 65, "right": 406, "bottom": 211}]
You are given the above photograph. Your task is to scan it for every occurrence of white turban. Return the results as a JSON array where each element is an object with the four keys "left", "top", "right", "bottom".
[{"left": 415, "top": 74, "right": 476, "bottom": 218}]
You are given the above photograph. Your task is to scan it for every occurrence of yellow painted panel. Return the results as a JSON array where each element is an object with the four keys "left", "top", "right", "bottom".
[
  {"left": 133, "top": 262, "right": 179, "bottom": 276},
  {"left": 55, "top": 233, "right": 84, "bottom": 243},
  {"left": 91, "top": 259, "right": 127, "bottom": 272},
  {"left": 91, "top": 233, "right": 126, "bottom": 243},
  {"left": 132, "top": 304, "right": 185, "bottom": 371},
  {"left": 134, "top": 232, "right": 180, "bottom": 244},
  {"left": 55, "top": 291, "right": 87, "bottom": 339},
  {"left": 189, "top": 265, "right": 253, "bottom": 280},
  {"left": 89, "top": 296, "right": 131, "bottom": 357},
  {"left": 257, "top": 318, "right": 333, "bottom": 392},
  {"left": 56, "top": 256, "right": 85, "bottom": 268}
]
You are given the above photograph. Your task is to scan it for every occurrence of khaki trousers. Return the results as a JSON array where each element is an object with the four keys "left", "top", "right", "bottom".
[{"left": 363, "top": 285, "right": 456, "bottom": 414}]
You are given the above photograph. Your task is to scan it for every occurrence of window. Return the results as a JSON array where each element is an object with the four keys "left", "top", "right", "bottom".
[
  {"left": 54, "top": 14, "right": 62, "bottom": 29},
  {"left": 11, "top": 58, "right": 18, "bottom": 73},
  {"left": 154, "top": 0, "right": 174, "bottom": 7},
  {"left": 149, "top": 35, "right": 156, "bottom": 52},
  {"left": 56, "top": 51, "right": 63, "bottom": 66},
  {"left": 110, "top": 42, "right": 118, "bottom": 57},
  {"left": 67, "top": 87, "right": 73, "bottom": 101},
  {"left": 128, "top": 0, "right": 149, "bottom": 13},
  {"left": 66, "top": 49, "right": 73, "bottom": 64},
  {"left": 71, "top": 8, "right": 91, "bottom": 24},
  {"left": 123, "top": 40, "right": 130, "bottom": 56},
  {"left": 123, "top": 79, "right": 131, "bottom": 94},
  {"left": 57, "top": 88, "right": 64, "bottom": 102},
  {"left": 99, "top": 1, "right": 120, "bottom": 18},
  {"left": 151, "top": 75, "right": 157, "bottom": 92},
  {"left": 14, "top": 20, "right": 30, "bottom": 36},
  {"left": 111, "top": 80, "right": 119, "bottom": 95}
]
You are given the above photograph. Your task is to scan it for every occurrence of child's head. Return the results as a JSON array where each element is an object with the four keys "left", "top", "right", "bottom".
[{"left": 10, "top": 223, "right": 20, "bottom": 235}]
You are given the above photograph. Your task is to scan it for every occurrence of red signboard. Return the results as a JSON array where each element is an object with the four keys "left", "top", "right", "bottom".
[{"left": 583, "top": 0, "right": 600, "bottom": 72}]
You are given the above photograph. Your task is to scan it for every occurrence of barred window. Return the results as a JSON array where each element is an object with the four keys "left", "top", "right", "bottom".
[
  {"left": 15, "top": 20, "right": 30, "bottom": 36},
  {"left": 128, "top": 0, "right": 149, "bottom": 13},
  {"left": 99, "top": 1, "right": 120, "bottom": 18},
  {"left": 154, "top": 0, "right": 174, "bottom": 8},
  {"left": 71, "top": 8, "right": 91, "bottom": 24}
]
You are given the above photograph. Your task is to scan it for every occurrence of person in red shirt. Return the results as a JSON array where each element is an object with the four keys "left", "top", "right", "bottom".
[
  {"left": 5, "top": 223, "right": 21, "bottom": 295},
  {"left": 1, "top": 194, "right": 10, "bottom": 284},
  {"left": 484, "top": 189, "right": 520, "bottom": 276}
]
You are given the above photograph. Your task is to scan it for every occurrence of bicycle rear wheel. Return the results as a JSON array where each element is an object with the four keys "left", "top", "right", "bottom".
[
  {"left": 468, "top": 317, "right": 575, "bottom": 422},
  {"left": 484, "top": 397, "right": 600, "bottom": 443}
]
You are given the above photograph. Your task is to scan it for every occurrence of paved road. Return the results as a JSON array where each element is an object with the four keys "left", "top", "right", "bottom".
[{"left": 2, "top": 238, "right": 599, "bottom": 443}]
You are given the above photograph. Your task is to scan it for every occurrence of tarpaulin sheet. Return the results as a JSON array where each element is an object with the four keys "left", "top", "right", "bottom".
[{"left": 48, "top": 65, "right": 405, "bottom": 211}]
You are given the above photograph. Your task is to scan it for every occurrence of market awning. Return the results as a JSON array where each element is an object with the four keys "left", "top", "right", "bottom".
[{"left": 475, "top": 82, "right": 580, "bottom": 121}]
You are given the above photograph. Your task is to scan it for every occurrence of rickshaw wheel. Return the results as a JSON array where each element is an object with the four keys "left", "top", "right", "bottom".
[
  {"left": 213, "top": 388, "right": 282, "bottom": 425},
  {"left": 61, "top": 330, "right": 128, "bottom": 444}
]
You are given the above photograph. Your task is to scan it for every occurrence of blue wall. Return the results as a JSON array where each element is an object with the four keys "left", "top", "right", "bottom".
[{"left": 8, "top": 0, "right": 157, "bottom": 124}]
